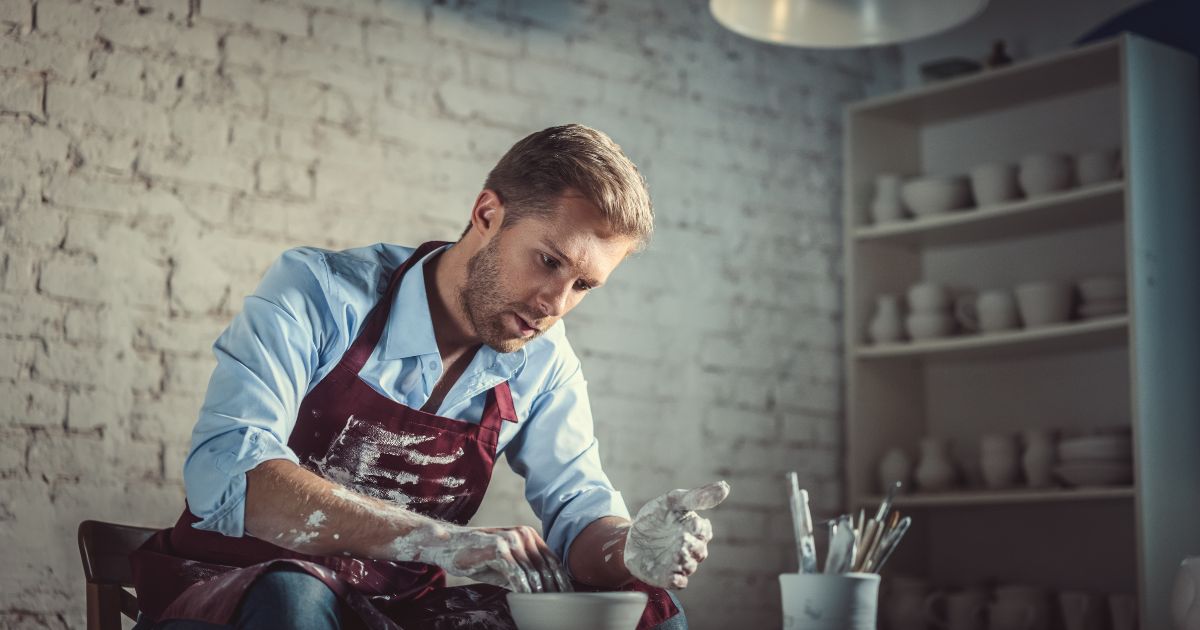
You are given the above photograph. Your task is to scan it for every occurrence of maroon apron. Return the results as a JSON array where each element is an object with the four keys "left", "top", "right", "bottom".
[{"left": 130, "top": 241, "right": 677, "bottom": 629}]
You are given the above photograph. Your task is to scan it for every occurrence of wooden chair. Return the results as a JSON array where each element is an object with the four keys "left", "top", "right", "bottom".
[{"left": 77, "top": 520, "right": 158, "bottom": 630}]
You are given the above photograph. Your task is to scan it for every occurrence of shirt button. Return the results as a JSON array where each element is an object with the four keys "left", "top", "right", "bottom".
[{"left": 428, "top": 361, "right": 439, "bottom": 371}]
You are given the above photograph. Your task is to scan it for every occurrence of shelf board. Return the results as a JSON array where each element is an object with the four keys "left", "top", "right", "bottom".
[
  {"left": 855, "top": 315, "right": 1128, "bottom": 360},
  {"left": 848, "top": 38, "right": 1120, "bottom": 124},
  {"left": 856, "top": 486, "right": 1134, "bottom": 509},
  {"left": 854, "top": 181, "right": 1125, "bottom": 248}
]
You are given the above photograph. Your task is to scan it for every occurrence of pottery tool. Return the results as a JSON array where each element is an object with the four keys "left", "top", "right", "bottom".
[
  {"left": 786, "top": 473, "right": 817, "bottom": 573},
  {"left": 867, "top": 516, "right": 911, "bottom": 573},
  {"left": 824, "top": 514, "right": 856, "bottom": 574},
  {"left": 863, "top": 511, "right": 902, "bottom": 572}
]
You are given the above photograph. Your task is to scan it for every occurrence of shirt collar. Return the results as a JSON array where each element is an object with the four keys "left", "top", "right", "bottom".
[{"left": 379, "top": 244, "right": 528, "bottom": 376}]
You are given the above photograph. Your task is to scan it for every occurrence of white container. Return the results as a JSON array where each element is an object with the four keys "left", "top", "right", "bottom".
[
  {"left": 970, "top": 161, "right": 1021, "bottom": 205},
  {"left": 1015, "top": 281, "right": 1073, "bottom": 327},
  {"left": 1021, "top": 430, "right": 1056, "bottom": 489},
  {"left": 507, "top": 592, "right": 647, "bottom": 630},
  {"left": 901, "top": 175, "right": 972, "bottom": 216},
  {"left": 779, "top": 573, "right": 879, "bottom": 630},
  {"left": 868, "top": 295, "right": 905, "bottom": 344},
  {"left": 870, "top": 173, "right": 906, "bottom": 224},
  {"left": 907, "top": 282, "right": 952, "bottom": 312},
  {"left": 878, "top": 447, "right": 913, "bottom": 493},
  {"left": 956, "top": 289, "right": 1019, "bottom": 333},
  {"left": 980, "top": 433, "right": 1021, "bottom": 489},
  {"left": 915, "top": 437, "right": 957, "bottom": 492},
  {"left": 1018, "top": 153, "right": 1074, "bottom": 196},
  {"left": 1076, "top": 147, "right": 1121, "bottom": 185}
]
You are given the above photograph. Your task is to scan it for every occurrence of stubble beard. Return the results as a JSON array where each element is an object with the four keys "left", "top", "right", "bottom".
[{"left": 459, "top": 237, "right": 542, "bottom": 354}]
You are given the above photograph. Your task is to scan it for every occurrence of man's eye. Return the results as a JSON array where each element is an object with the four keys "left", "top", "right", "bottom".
[
  {"left": 540, "top": 253, "right": 559, "bottom": 269},
  {"left": 574, "top": 281, "right": 592, "bottom": 292}
]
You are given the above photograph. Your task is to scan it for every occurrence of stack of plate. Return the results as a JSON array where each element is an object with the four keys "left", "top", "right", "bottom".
[
  {"left": 1054, "top": 429, "right": 1133, "bottom": 487},
  {"left": 1076, "top": 275, "right": 1126, "bottom": 319}
]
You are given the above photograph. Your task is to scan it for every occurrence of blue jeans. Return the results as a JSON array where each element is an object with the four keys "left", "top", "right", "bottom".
[{"left": 137, "top": 567, "right": 687, "bottom": 629}]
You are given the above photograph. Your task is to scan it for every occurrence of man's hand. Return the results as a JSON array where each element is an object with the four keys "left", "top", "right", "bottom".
[
  {"left": 623, "top": 481, "right": 730, "bottom": 589},
  {"left": 411, "top": 524, "right": 573, "bottom": 594}
]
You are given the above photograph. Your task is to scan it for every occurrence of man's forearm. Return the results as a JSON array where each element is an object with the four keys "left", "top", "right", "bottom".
[
  {"left": 243, "top": 459, "right": 453, "bottom": 563},
  {"left": 567, "top": 516, "right": 635, "bottom": 587}
]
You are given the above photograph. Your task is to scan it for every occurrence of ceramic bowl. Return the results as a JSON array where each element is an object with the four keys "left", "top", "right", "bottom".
[
  {"left": 1078, "top": 301, "right": 1126, "bottom": 319},
  {"left": 1018, "top": 153, "right": 1074, "bottom": 196},
  {"left": 507, "top": 592, "right": 648, "bottom": 630},
  {"left": 901, "top": 175, "right": 972, "bottom": 216},
  {"left": 1054, "top": 461, "right": 1133, "bottom": 487},
  {"left": 905, "top": 313, "right": 955, "bottom": 340},
  {"left": 1058, "top": 435, "right": 1132, "bottom": 461},
  {"left": 1078, "top": 276, "right": 1126, "bottom": 302},
  {"left": 969, "top": 161, "right": 1021, "bottom": 205}
]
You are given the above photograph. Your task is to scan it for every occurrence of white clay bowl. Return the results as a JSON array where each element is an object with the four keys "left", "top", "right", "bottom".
[
  {"left": 1058, "top": 435, "right": 1132, "bottom": 461},
  {"left": 1054, "top": 462, "right": 1133, "bottom": 487},
  {"left": 900, "top": 175, "right": 972, "bottom": 216},
  {"left": 1077, "top": 275, "right": 1126, "bottom": 302},
  {"left": 507, "top": 592, "right": 648, "bottom": 630}
]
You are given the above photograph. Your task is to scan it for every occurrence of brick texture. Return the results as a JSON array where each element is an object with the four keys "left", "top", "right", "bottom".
[{"left": 0, "top": 0, "right": 898, "bottom": 627}]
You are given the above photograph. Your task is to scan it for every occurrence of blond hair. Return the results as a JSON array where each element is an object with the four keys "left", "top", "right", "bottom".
[{"left": 473, "top": 124, "right": 654, "bottom": 249}]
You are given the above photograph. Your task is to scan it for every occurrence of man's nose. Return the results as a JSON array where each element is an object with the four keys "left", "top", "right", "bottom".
[{"left": 536, "top": 281, "right": 572, "bottom": 318}]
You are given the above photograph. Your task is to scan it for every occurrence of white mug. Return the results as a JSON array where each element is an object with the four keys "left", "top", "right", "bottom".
[
  {"left": 1059, "top": 590, "right": 1101, "bottom": 630},
  {"left": 780, "top": 572, "right": 879, "bottom": 630},
  {"left": 1076, "top": 148, "right": 1122, "bottom": 185},
  {"left": 956, "top": 289, "right": 1019, "bottom": 333},
  {"left": 988, "top": 600, "right": 1036, "bottom": 630},
  {"left": 1015, "top": 282, "right": 1073, "bottom": 327},
  {"left": 970, "top": 161, "right": 1021, "bottom": 205}
]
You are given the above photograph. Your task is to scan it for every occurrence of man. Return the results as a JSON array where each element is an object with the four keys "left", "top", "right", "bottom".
[{"left": 130, "top": 124, "right": 730, "bottom": 630}]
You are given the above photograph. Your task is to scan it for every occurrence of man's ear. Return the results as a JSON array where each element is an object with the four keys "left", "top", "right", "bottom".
[{"left": 470, "top": 189, "right": 505, "bottom": 238}]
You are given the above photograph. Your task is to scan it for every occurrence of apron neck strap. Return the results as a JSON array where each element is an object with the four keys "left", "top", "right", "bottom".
[{"left": 341, "top": 241, "right": 449, "bottom": 373}]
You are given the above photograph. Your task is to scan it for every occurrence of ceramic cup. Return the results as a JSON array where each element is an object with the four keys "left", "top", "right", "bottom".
[
  {"left": 925, "top": 589, "right": 989, "bottom": 630},
  {"left": 906, "top": 312, "right": 955, "bottom": 341},
  {"left": 956, "top": 289, "right": 1019, "bottom": 333},
  {"left": 970, "top": 161, "right": 1021, "bottom": 205},
  {"left": 995, "top": 585, "right": 1052, "bottom": 630},
  {"left": 780, "top": 572, "right": 880, "bottom": 630},
  {"left": 988, "top": 600, "right": 1036, "bottom": 630},
  {"left": 871, "top": 173, "right": 906, "bottom": 224},
  {"left": 1076, "top": 148, "right": 1122, "bottom": 185},
  {"left": 1108, "top": 593, "right": 1137, "bottom": 630},
  {"left": 883, "top": 576, "right": 930, "bottom": 630},
  {"left": 1015, "top": 281, "right": 1073, "bottom": 327},
  {"left": 1058, "top": 591, "right": 1101, "bottom": 630},
  {"left": 908, "top": 282, "right": 952, "bottom": 312},
  {"left": 980, "top": 433, "right": 1021, "bottom": 489},
  {"left": 1018, "top": 153, "right": 1074, "bottom": 196}
]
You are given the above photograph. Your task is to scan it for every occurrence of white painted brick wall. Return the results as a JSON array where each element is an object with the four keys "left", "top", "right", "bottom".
[{"left": 0, "top": 0, "right": 898, "bottom": 627}]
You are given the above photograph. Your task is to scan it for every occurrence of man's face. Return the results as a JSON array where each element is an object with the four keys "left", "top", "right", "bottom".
[{"left": 459, "top": 193, "right": 635, "bottom": 353}]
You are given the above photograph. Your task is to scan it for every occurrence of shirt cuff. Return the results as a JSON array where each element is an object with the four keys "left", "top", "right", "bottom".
[
  {"left": 185, "top": 426, "right": 299, "bottom": 537},
  {"left": 547, "top": 486, "right": 631, "bottom": 577}
]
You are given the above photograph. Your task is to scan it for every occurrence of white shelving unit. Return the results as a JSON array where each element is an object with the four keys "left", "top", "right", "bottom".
[{"left": 842, "top": 35, "right": 1200, "bottom": 629}]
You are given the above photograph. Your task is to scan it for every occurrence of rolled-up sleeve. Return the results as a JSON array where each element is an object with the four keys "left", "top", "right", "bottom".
[
  {"left": 506, "top": 364, "right": 630, "bottom": 568},
  {"left": 184, "top": 248, "right": 333, "bottom": 537}
]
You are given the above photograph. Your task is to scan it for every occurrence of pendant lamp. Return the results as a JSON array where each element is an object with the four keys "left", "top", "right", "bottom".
[{"left": 710, "top": 0, "right": 989, "bottom": 48}]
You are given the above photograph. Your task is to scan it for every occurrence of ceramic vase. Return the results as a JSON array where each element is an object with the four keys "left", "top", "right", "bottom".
[
  {"left": 878, "top": 447, "right": 913, "bottom": 494},
  {"left": 1022, "top": 430, "right": 1055, "bottom": 488},
  {"left": 980, "top": 433, "right": 1020, "bottom": 489},
  {"left": 915, "top": 437, "right": 956, "bottom": 492},
  {"left": 870, "top": 174, "right": 905, "bottom": 224},
  {"left": 868, "top": 295, "right": 904, "bottom": 344}
]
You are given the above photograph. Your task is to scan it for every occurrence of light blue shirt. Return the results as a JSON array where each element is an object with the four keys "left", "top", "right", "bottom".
[{"left": 184, "top": 242, "right": 630, "bottom": 567}]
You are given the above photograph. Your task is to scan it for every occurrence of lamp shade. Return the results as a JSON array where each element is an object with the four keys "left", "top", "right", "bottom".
[{"left": 710, "top": 0, "right": 989, "bottom": 48}]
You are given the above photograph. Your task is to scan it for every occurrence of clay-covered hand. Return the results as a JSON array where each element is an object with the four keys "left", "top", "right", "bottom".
[
  {"left": 623, "top": 481, "right": 731, "bottom": 589},
  {"left": 407, "top": 524, "right": 573, "bottom": 593}
]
